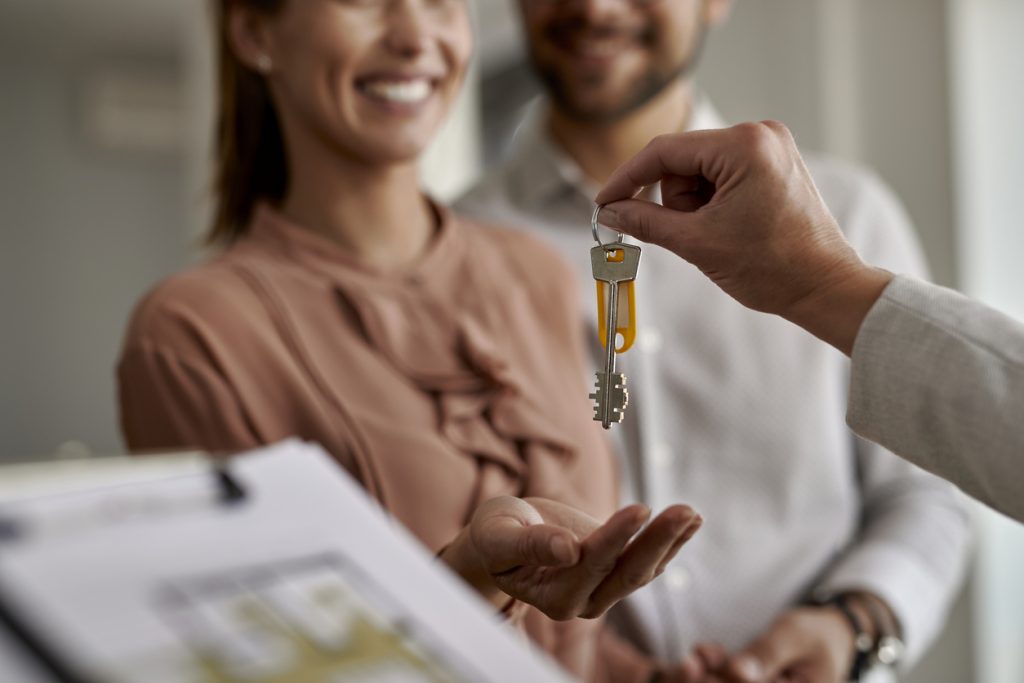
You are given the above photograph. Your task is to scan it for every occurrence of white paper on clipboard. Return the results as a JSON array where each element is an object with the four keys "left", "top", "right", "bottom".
[{"left": 0, "top": 440, "right": 574, "bottom": 683}]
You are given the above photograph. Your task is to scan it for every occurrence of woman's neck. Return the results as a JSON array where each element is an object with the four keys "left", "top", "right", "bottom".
[{"left": 280, "top": 131, "right": 435, "bottom": 272}]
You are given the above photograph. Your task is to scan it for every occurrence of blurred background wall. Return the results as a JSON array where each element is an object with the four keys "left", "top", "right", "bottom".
[{"left": 0, "top": 0, "right": 1021, "bottom": 680}]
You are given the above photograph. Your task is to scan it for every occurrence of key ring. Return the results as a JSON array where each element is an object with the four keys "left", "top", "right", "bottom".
[{"left": 592, "top": 204, "right": 624, "bottom": 248}]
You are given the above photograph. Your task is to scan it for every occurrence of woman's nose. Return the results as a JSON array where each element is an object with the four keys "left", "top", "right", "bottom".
[{"left": 384, "top": 0, "right": 434, "bottom": 58}]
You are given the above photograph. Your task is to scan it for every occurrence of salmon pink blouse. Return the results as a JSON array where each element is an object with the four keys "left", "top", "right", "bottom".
[{"left": 118, "top": 203, "right": 653, "bottom": 682}]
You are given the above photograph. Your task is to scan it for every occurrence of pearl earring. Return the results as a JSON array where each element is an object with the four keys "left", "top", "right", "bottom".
[{"left": 256, "top": 54, "right": 273, "bottom": 74}]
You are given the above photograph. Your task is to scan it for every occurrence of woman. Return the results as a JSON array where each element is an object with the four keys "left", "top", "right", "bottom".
[{"left": 118, "top": 1, "right": 700, "bottom": 680}]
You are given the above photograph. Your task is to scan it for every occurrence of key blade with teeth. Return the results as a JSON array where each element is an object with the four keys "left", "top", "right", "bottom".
[{"left": 590, "top": 372, "right": 629, "bottom": 429}]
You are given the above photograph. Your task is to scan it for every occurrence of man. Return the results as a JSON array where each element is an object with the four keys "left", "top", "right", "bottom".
[
  {"left": 595, "top": 121, "right": 1024, "bottom": 527},
  {"left": 456, "top": 1, "right": 969, "bottom": 681}
]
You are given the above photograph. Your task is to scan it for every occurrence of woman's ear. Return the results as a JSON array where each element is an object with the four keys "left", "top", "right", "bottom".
[
  {"left": 704, "top": 0, "right": 732, "bottom": 28},
  {"left": 227, "top": 5, "right": 276, "bottom": 74}
]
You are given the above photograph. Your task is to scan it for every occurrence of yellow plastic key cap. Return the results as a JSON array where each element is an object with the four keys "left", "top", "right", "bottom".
[{"left": 595, "top": 246, "right": 637, "bottom": 353}]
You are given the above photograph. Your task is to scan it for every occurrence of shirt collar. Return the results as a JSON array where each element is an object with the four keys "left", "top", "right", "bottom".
[
  {"left": 506, "top": 93, "right": 728, "bottom": 208},
  {"left": 241, "top": 198, "right": 465, "bottom": 290}
]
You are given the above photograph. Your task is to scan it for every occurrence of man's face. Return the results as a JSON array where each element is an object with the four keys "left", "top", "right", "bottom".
[{"left": 518, "top": 0, "right": 724, "bottom": 123}]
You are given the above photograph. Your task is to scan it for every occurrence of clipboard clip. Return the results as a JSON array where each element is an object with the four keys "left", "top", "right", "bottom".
[
  {"left": 0, "top": 458, "right": 250, "bottom": 547},
  {"left": 213, "top": 460, "right": 248, "bottom": 506}
]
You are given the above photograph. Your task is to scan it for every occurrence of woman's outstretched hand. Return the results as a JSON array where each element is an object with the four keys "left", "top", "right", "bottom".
[{"left": 442, "top": 496, "right": 702, "bottom": 621}]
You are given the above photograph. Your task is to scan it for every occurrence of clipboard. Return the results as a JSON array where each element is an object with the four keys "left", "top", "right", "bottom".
[{"left": 0, "top": 440, "right": 574, "bottom": 683}]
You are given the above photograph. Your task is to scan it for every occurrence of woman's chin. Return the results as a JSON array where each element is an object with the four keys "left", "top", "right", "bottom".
[{"left": 343, "top": 126, "right": 440, "bottom": 166}]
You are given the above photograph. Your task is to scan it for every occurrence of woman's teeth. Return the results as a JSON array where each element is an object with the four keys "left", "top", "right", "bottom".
[{"left": 361, "top": 79, "right": 432, "bottom": 104}]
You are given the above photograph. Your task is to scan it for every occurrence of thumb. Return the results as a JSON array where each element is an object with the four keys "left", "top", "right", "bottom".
[
  {"left": 725, "top": 623, "right": 802, "bottom": 683},
  {"left": 473, "top": 516, "right": 580, "bottom": 574},
  {"left": 600, "top": 199, "right": 702, "bottom": 257}
]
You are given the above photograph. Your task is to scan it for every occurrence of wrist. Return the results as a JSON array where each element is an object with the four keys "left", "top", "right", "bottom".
[
  {"left": 803, "top": 595, "right": 875, "bottom": 682},
  {"left": 785, "top": 262, "right": 894, "bottom": 357}
]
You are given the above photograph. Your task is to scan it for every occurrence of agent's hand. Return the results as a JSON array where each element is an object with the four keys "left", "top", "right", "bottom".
[
  {"left": 690, "top": 606, "right": 854, "bottom": 683},
  {"left": 441, "top": 496, "right": 702, "bottom": 621},
  {"left": 594, "top": 122, "right": 894, "bottom": 355}
]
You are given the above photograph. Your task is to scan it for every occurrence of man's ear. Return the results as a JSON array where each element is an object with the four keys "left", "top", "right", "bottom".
[
  {"left": 704, "top": 0, "right": 732, "bottom": 28},
  {"left": 227, "top": 4, "right": 276, "bottom": 73}
]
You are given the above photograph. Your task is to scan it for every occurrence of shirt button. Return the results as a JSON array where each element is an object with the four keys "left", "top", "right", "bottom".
[
  {"left": 665, "top": 566, "right": 692, "bottom": 592},
  {"left": 638, "top": 327, "right": 664, "bottom": 353}
]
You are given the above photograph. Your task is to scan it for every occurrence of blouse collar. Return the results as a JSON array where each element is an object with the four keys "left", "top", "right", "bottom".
[{"left": 242, "top": 198, "right": 466, "bottom": 290}]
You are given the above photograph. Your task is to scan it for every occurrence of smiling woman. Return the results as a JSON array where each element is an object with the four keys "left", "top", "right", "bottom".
[
  {"left": 209, "top": 0, "right": 472, "bottom": 244},
  {"left": 115, "top": 1, "right": 701, "bottom": 680}
]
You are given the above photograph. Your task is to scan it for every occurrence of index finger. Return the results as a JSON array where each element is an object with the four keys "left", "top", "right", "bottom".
[{"left": 594, "top": 129, "right": 727, "bottom": 205}]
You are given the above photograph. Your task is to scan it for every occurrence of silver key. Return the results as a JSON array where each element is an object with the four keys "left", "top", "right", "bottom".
[{"left": 589, "top": 243, "right": 641, "bottom": 429}]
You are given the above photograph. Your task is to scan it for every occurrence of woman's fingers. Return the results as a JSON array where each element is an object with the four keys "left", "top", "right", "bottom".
[
  {"left": 472, "top": 506, "right": 580, "bottom": 574},
  {"left": 578, "top": 504, "right": 651, "bottom": 576},
  {"left": 655, "top": 510, "right": 703, "bottom": 575},
  {"left": 581, "top": 506, "right": 701, "bottom": 618}
]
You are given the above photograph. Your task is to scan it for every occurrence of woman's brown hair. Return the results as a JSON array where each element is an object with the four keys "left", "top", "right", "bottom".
[{"left": 209, "top": 0, "right": 287, "bottom": 244}]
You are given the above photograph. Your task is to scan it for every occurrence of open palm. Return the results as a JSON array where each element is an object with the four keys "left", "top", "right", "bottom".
[{"left": 469, "top": 496, "right": 701, "bottom": 621}]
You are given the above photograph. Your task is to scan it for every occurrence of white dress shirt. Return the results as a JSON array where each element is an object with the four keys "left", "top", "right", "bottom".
[
  {"left": 850, "top": 275, "right": 1024, "bottom": 523},
  {"left": 456, "top": 97, "right": 970, "bottom": 673}
]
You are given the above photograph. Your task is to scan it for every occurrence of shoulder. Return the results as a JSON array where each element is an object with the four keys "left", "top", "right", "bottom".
[{"left": 122, "top": 251, "right": 268, "bottom": 358}]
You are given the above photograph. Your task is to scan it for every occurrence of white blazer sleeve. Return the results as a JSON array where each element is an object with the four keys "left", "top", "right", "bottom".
[{"left": 849, "top": 275, "right": 1024, "bottom": 524}]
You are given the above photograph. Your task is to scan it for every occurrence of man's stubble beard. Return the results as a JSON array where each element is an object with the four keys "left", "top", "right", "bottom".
[{"left": 531, "top": 27, "right": 708, "bottom": 126}]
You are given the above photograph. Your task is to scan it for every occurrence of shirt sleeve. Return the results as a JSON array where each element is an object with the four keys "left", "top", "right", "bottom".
[
  {"left": 849, "top": 275, "right": 1024, "bottom": 523},
  {"left": 118, "top": 342, "right": 261, "bottom": 455},
  {"left": 811, "top": 171, "right": 971, "bottom": 667}
]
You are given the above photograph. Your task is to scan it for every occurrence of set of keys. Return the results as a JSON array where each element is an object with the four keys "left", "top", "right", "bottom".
[{"left": 589, "top": 205, "right": 642, "bottom": 430}]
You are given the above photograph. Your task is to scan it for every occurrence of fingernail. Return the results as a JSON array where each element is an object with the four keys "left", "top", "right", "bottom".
[
  {"left": 550, "top": 537, "right": 575, "bottom": 565},
  {"left": 733, "top": 655, "right": 764, "bottom": 681}
]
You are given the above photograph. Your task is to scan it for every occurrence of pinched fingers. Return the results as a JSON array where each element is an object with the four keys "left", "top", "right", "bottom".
[
  {"left": 581, "top": 505, "right": 702, "bottom": 618},
  {"left": 595, "top": 130, "right": 724, "bottom": 206}
]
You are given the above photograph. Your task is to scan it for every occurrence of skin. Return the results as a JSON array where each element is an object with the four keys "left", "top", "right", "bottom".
[
  {"left": 226, "top": 0, "right": 702, "bottom": 622},
  {"left": 594, "top": 123, "right": 893, "bottom": 358},
  {"left": 517, "top": 0, "right": 729, "bottom": 185},
  {"left": 517, "top": 0, "right": 897, "bottom": 678}
]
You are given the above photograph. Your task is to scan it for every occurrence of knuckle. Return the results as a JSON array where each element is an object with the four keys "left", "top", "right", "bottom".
[
  {"left": 760, "top": 118, "right": 790, "bottom": 136},
  {"left": 647, "top": 132, "right": 673, "bottom": 151},
  {"left": 732, "top": 121, "right": 763, "bottom": 144},
  {"left": 734, "top": 122, "right": 777, "bottom": 160}
]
